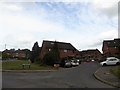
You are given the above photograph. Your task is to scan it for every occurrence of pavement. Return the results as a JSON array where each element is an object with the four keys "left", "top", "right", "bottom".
[
  {"left": 94, "top": 65, "right": 120, "bottom": 88},
  {"left": 2, "top": 69, "right": 58, "bottom": 73}
]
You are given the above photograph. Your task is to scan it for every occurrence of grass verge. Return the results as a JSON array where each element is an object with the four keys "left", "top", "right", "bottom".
[
  {"left": 2, "top": 60, "right": 57, "bottom": 70},
  {"left": 0, "top": 62, "right": 1, "bottom": 70},
  {"left": 110, "top": 66, "right": 120, "bottom": 79}
]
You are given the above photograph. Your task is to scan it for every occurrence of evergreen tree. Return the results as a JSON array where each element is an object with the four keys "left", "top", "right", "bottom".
[
  {"left": 30, "top": 42, "right": 40, "bottom": 63},
  {"left": 43, "top": 41, "right": 60, "bottom": 66},
  {"left": 52, "top": 41, "right": 60, "bottom": 63}
]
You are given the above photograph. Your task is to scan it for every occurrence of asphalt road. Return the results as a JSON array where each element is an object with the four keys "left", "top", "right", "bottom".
[{"left": 2, "top": 61, "right": 115, "bottom": 88}]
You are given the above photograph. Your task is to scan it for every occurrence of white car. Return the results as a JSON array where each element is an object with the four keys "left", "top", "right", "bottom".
[
  {"left": 64, "top": 60, "right": 72, "bottom": 68},
  {"left": 100, "top": 57, "right": 120, "bottom": 66},
  {"left": 71, "top": 60, "right": 79, "bottom": 66}
]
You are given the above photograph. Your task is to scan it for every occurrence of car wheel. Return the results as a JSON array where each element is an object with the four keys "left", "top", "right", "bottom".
[
  {"left": 116, "top": 62, "right": 120, "bottom": 65},
  {"left": 103, "top": 63, "right": 106, "bottom": 66}
]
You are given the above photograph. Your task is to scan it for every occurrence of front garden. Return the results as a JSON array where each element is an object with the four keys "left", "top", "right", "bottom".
[{"left": 2, "top": 60, "right": 57, "bottom": 70}]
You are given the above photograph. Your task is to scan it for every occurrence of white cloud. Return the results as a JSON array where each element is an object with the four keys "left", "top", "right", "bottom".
[
  {"left": 0, "top": 14, "right": 64, "bottom": 33},
  {"left": 0, "top": 2, "right": 65, "bottom": 51},
  {"left": 0, "top": 2, "right": 23, "bottom": 12},
  {"left": 17, "top": 34, "right": 34, "bottom": 43},
  {"left": 0, "top": 1, "right": 118, "bottom": 52},
  {"left": 75, "top": 29, "right": 118, "bottom": 52},
  {"left": 91, "top": 0, "right": 118, "bottom": 8},
  {"left": 91, "top": 0, "right": 118, "bottom": 18},
  {"left": 0, "top": 2, "right": 64, "bottom": 33},
  {"left": 99, "top": 29, "right": 118, "bottom": 39},
  {"left": 87, "top": 29, "right": 118, "bottom": 47}
]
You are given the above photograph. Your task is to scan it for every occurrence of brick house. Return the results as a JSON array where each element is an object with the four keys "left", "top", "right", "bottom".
[
  {"left": 40, "top": 40, "right": 80, "bottom": 60},
  {"left": 13, "top": 49, "right": 30, "bottom": 59},
  {"left": 102, "top": 38, "right": 120, "bottom": 58},
  {"left": 2, "top": 49, "right": 30, "bottom": 59},
  {"left": 2, "top": 49, "right": 15, "bottom": 59},
  {"left": 80, "top": 49, "right": 102, "bottom": 61}
]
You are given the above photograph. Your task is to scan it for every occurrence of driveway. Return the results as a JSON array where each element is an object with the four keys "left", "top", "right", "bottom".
[{"left": 2, "top": 61, "right": 115, "bottom": 88}]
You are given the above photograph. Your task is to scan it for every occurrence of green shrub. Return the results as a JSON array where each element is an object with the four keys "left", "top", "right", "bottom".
[
  {"left": 43, "top": 41, "right": 60, "bottom": 66},
  {"left": 34, "top": 58, "right": 44, "bottom": 66},
  {"left": 43, "top": 52, "right": 60, "bottom": 66},
  {"left": 43, "top": 52, "right": 54, "bottom": 66}
]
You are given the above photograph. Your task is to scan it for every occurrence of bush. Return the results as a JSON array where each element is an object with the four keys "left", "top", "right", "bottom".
[
  {"left": 43, "top": 52, "right": 60, "bottom": 66},
  {"left": 43, "top": 41, "right": 60, "bottom": 66},
  {"left": 34, "top": 58, "right": 44, "bottom": 65},
  {"left": 2, "top": 53, "right": 10, "bottom": 60},
  {"left": 43, "top": 52, "right": 54, "bottom": 66}
]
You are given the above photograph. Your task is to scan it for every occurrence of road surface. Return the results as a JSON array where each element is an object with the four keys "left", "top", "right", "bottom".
[{"left": 2, "top": 61, "right": 115, "bottom": 88}]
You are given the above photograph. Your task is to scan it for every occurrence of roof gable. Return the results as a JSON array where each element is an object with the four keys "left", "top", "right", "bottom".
[
  {"left": 103, "top": 38, "right": 120, "bottom": 47},
  {"left": 81, "top": 49, "right": 101, "bottom": 54},
  {"left": 42, "top": 40, "right": 77, "bottom": 50}
]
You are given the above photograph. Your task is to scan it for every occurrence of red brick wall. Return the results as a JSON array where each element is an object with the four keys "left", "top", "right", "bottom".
[
  {"left": 81, "top": 50, "right": 102, "bottom": 61},
  {"left": 40, "top": 46, "right": 48, "bottom": 59},
  {"left": 107, "top": 47, "right": 119, "bottom": 57},
  {"left": 59, "top": 50, "right": 78, "bottom": 59},
  {"left": 40, "top": 47, "right": 79, "bottom": 60},
  {"left": 102, "top": 43, "right": 120, "bottom": 58}
]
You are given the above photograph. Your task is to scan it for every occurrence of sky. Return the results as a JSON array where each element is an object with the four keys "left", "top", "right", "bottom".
[{"left": 0, "top": 0, "right": 119, "bottom": 52}]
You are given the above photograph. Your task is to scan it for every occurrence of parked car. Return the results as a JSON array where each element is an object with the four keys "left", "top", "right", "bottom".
[
  {"left": 77, "top": 59, "right": 81, "bottom": 64},
  {"left": 71, "top": 60, "right": 79, "bottom": 66},
  {"left": 86, "top": 59, "right": 91, "bottom": 62},
  {"left": 100, "top": 57, "right": 120, "bottom": 66},
  {"left": 60, "top": 60, "right": 71, "bottom": 68},
  {"left": 91, "top": 59, "right": 95, "bottom": 62},
  {"left": 64, "top": 60, "right": 72, "bottom": 68}
]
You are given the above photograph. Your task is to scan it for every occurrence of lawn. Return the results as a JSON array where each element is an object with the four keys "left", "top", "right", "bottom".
[
  {"left": 2, "top": 60, "right": 57, "bottom": 70},
  {"left": 110, "top": 66, "right": 120, "bottom": 79}
]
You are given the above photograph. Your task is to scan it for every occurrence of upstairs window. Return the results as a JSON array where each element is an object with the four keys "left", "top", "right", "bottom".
[
  {"left": 64, "top": 49, "right": 67, "bottom": 53},
  {"left": 51, "top": 42, "right": 54, "bottom": 45},
  {"left": 72, "top": 50, "right": 74, "bottom": 53}
]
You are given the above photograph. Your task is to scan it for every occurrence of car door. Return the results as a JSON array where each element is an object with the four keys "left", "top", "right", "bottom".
[{"left": 107, "top": 59, "right": 117, "bottom": 65}]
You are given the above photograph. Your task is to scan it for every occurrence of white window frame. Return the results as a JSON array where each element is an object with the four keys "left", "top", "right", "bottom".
[{"left": 64, "top": 49, "right": 67, "bottom": 52}]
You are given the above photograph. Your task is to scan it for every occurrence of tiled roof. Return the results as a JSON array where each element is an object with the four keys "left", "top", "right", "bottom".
[
  {"left": 42, "top": 40, "right": 77, "bottom": 50},
  {"left": 104, "top": 38, "right": 120, "bottom": 47},
  {"left": 3, "top": 49, "right": 31, "bottom": 53},
  {"left": 81, "top": 49, "right": 101, "bottom": 54}
]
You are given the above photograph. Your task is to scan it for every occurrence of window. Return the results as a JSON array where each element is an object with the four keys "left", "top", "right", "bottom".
[
  {"left": 16, "top": 53, "right": 18, "bottom": 56},
  {"left": 48, "top": 49, "right": 51, "bottom": 51},
  {"left": 109, "top": 59, "right": 116, "bottom": 61},
  {"left": 64, "top": 49, "right": 67, "bottom": 52},
  {"left": 72, "top": 50, "right": 74, "bottom": 53},
  {"left": 51, "top": 42, "right": 54, "bottom": 45}
]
